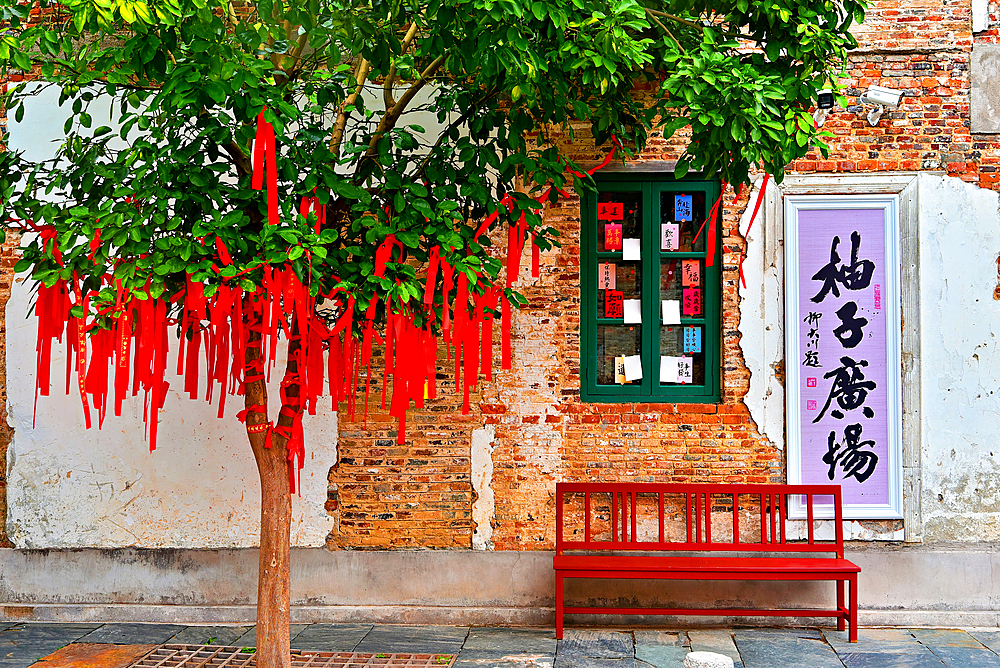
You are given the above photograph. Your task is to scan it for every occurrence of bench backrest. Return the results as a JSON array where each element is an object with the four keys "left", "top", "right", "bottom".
[{"left": 555, "top": 483, "right": 845, "bottom": 558}]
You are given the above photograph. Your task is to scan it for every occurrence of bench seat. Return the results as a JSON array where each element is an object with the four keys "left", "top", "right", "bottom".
[
  {"left": 554, "top": 483, "right": 860, "bottom": 642},
  {"left": 554, "top": 554, "right": 861, "bottom": 576}
]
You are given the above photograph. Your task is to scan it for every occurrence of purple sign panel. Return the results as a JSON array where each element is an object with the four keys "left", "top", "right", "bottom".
[{"left": 797, "top": 209, "right": 888, "bottom": 506}]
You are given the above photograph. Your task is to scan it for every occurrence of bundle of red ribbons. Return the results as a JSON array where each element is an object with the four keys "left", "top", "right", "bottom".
[{"left": 30, "top": 110, "right": 728, "bottom": 494}]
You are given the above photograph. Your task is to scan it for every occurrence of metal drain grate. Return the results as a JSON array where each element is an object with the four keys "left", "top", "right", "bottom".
[{"left": 131, "top": 644, "right": 456, "bottom": 667}]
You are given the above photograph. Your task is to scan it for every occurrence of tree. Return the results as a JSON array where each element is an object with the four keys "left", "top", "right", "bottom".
[{"left": 0, "top": 0, "right": 864, "bottom": 664}]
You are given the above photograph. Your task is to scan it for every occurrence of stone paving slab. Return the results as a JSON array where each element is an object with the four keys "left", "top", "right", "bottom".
[
  {"left": 733, "top": 630, "right": 843, "bottom": 668},
  {"left": 556, "top": 630, "right": 633, "bottom": 658},
  {"left": 353, "top": 625, "right": 468, "bottom": 655},
  {"left": 31, "top": 642, "right": 156, "bottom": 667},
  {"left": 0, "top": 624, "right": 102, "bottom": 666},
  {"left": 77, "top": 624, "right": 187, "bottom": 646},
  {"left": 633, "top": 631, "right": 687, "bottom": 647},
  {"left": 824, "top": 629, "right": 926, "bottom": 654},
  {"left": 233, "top": 624, "right": 309, "bottom": 649},
  {"left": 461, "top": 628, "right": 557, "bottom": 655},
  {"left": 291, "top": 623, "right": 373, "bottom": 652},
  {"left": 553, "top": 658, "right": 635, "bottom": 668},
  {"left": 635, "top": 644, "right": 689, "bottom": 667},
  {"left": 925, "top": 645, "right": 1000, "bottom": 667},
  {"left": 972, "top": 632, "right": 1000, "bottom": 654},
  {"left": 166, "top": 625, "right": 250, "bottom": 646},
  {"left": 909, "top": 629, "right": 987, "bottom": 648},
  {"left": 687, "top": 630, "right": 741, "bottom": 664},
  {"left": 454, "top": 659, "right": 554, "bottom": 668},
  {"left": 837, "top": 651, "right": 946, "bottom": 667}
]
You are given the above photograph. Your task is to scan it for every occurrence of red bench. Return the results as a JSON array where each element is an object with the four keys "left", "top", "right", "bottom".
[{"left": 554, "top": 483, "right": 860, "bottom": 641}]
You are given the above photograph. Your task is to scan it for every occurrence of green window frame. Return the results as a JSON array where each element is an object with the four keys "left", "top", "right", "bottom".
[{"left": 581, "top": 174, "right": 721, "bottom": 403}]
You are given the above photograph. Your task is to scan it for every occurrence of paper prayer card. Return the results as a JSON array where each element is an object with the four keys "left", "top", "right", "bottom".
[
  {"left": 682, "top": 259, "right": 701, "bottom": 287},
  {"left": 623, "top": 238, "right": 641, "bottom": 261},
  {"left": 604, "top": 223, "right": 623, "bottom": 251},
  {"left": 623, "top": 355, "right": 643, "bottom": 381},
  {"left": 597, "top": 201, "right": 624, "bottom": 220},
  {"left": 659, "top": 356, "right": 678, "bottom": 384},
  {"left": 605, "top": 290, "right": 624, "bottom": 318},
  {"left": 623, "top": 299, "right": 642, "bottom": 324},
  {"left": 682, "top": 288, "right": 702, "bottom": 316},
  {"left": 598, "top": 262, "right": 616, "bottom": 290},
  {"left": 615, "top": 356, "right": 626, "bottom": 384},
  {"left": 661, "top": 223, "right": 679, "bottom": 251},
  {"left": 661, "top": 300, "right": 681, "bottom": 325},
  {"left": 674, "top": 194, "right": 693, "bottom": 222},
  {"left": 683, "top": 326, "right": 702, "bottom": 353},
  {"left": 677, "top": 356, "right": 693, "bottom": 383}
]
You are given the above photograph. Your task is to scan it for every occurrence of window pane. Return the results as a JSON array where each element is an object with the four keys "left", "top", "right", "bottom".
[
  {"left": 598, "top": 192, "right": 641, "bottom": 252},
  {"left": 596, "top": 261, "right": 641, "bottom": 317},
  {"left": 660, "top": 190, "right": 708, "bottom": 253},
  {"left": 596, "top": 325, "right": 642, "bottom": 385},
  {"left": 659, "top": 325, "right": 705, "bottom": 386}
]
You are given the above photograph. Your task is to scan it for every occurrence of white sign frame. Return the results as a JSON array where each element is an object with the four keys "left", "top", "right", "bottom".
[{"left": 784, "top": 194, "right": 903, "bottom": 520}]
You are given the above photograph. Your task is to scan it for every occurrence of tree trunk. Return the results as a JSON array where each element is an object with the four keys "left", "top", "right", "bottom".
[
  {"left": 250, "top": 431, "right": 292, "bottom": 668},
  {"left": 244, "top": 317, "right": 292, "bottom": 668}
]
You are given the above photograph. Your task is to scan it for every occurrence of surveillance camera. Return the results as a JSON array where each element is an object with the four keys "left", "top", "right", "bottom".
[
  {"left": 817, "top": 89, "right": 835, "bottom": 110},
  {"left": 859, "top": 85, "right": 903, "bottom": 109}
]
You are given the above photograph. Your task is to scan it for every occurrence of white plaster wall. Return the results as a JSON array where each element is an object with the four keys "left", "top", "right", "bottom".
[
  {"left": 6, "top": 280, "right": 338, "bottom": 548},
  {"left": 6, "top": 85, "right": 336, "bottom": 549},
  {"left": 739, "top": 173, "right": 1000, "bottom": 543},
  {"left": 916, "top": 173, "right": 1000, "bottom": 542}
]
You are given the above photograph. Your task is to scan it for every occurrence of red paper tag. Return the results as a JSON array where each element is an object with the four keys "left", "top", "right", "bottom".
[
  {"left": 682, "top": 288, "right": 702, "bottom": 316},
  {"left": 605, "top": 290, "right": 624, "bottom": 318},
  {"left": 604, "top": 223, "right": 623, "bottom": 250},
  {"left": 598, "top": 202, "right": 624, "bottom": 220}
]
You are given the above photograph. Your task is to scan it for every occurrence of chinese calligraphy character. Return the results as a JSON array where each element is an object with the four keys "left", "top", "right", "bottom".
[
  {"left": 814, "top": 356, "right": 877, "bottom": 423},
  {"left": 598, "top": 202, "right": 624, "bottom": 220},
  {"left": 803, "top": 351, "right": 821, "bottom": 367},
  {"left": 604, "top": 223, "right": 623, "bottom": 251},
  {"left": 823, "top": 423, "right": 879, "bottom": 483},
  {"left": 833, "top": 301, "right": 868, "bottom": 349},
  {"left": 810, "top": 231, "right": 876, "bottom": 303},
  {"left": 674, "top": 194, "right": 693, "bottom": 222}
]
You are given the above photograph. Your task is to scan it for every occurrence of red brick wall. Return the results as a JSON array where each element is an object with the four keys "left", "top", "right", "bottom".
[{"left": 4, "top": 0, "right": 998, "bottom": 550}]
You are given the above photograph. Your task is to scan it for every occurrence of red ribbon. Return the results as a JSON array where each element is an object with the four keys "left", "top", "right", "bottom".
[
  {"left": 252, "top": 108, "right": 279, "bottom": 226},
  {"left": 739, "top": 174, "right": 770, "bottom": 288}
]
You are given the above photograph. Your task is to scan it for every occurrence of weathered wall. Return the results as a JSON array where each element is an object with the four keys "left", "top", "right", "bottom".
[
  {"left": 916, "top": 174, "right": 1000, "bottom": 541},
  {"left": 6, "top": 0, "right": 1000, "bottom": 554},
  {"left": 3, "top": 85, "right": 337, "bottom": 549}
]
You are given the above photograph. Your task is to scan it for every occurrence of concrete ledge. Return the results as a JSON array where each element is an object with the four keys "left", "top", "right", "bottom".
[{"left": 0, "top": 546, "right": 997, "bottom": 627}]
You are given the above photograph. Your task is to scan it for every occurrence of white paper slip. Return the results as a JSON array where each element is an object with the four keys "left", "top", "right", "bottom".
[
  {"left": 661, "top": 300, "right": 681, "bottom": 325},
  {"left": 623, "top": 238, "right": 641, "bottom": 261},
  {"left": 623, "top": 299, "right": 642, "bottom": 324},
  {"left": 660, "top": 356, "right": 679, "bottom": 383},
  {"left": 677, "top": 356, "right": 693, "bottom": 384},
  {"left": 661, "top": 223, "right": 679, "bottom": 251},
  {"left": 624, "top": 355, "right": 643, "bottom": 381}
]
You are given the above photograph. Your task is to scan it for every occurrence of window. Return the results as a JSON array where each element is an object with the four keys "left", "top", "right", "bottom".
[{"left": 581, "top": 175, "right": 721, "bottom": 402}]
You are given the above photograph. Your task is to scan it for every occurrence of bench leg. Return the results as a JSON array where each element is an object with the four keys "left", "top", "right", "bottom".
[
  {"left": 849, "top": 573, "right": 858, "bottom": 643},
  {"left": 556, "top": 572, "right": 564, "bottom": 640},
  {"left": 837, "top": 580, "right": 845, "bottom": 631}
]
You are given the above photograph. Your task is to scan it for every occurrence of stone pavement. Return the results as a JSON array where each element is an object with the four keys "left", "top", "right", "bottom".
[{"left": 0, "top": 622, "right": 999, "bottom": 667}]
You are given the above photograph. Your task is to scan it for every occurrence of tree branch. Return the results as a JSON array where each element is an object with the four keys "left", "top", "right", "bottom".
[
  {"left": 330, "top": 57, "right": 371, "bottom": 159},
  {"left": 645, "top": 8, "right": 685, "bottom": 53},
  {"left": 360, "top": 55, "right": 445, "bottom": 170},
  {"left": 223, "top": 140, "right": 253, "bottom": 177},
  {"left": 646, "top": 8, "right": 703, "bottom": 29},
  {"left": 384, "top": 21, "right": 420, "bottom": 110}
]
